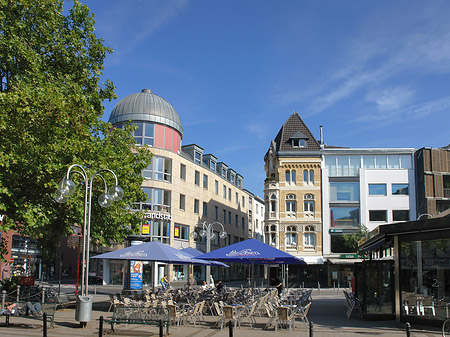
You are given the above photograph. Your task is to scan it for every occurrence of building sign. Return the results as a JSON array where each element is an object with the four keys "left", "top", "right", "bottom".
[
  {"left": 142, "top": 224, "right": 149, "bottom": 235},
  {"left": 340, "top": 254, "right": 359, "bottom": 259},
  {"left": 330, "top": 229, "right": 343, "bottom": 233},
  {"left": 174, "top": 226, "right": 179, "bottom": 237},
  {"left": 144, "top": 212, "right": 172, "bottom": 221}
]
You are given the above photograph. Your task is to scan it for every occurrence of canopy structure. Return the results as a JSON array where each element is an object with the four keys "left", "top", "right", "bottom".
[
  {"left": 92, "top": 241, "right": 212, "bottom": 265},
  {"left": 196, "top": 238, "right": 306, "bottom": 265},
  {"left": 179, "top": 247, "right": 229, "bottom": 267}
]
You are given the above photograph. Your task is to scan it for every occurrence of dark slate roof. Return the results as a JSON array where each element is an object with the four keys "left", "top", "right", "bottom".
[{"left": 273, "top": 112, "right": 320, "bottom": 153}]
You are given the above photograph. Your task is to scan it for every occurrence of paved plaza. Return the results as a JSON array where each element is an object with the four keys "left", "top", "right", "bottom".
[{"left": 0, "top": 287, "right": 443, "bottom": 336}]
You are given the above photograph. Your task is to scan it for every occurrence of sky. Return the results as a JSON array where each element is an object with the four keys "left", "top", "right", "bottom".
[{"left": 79, "top": 0, "right": 450, "bottom": 198}]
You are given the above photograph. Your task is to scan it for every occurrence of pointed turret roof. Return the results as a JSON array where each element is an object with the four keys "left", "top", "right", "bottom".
[{"left": 273, "top": 112, "right": 320, "bottom": 153}]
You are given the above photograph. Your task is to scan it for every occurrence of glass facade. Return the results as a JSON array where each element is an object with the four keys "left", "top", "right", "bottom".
[
  {"left": 330, "top": 182, "right": 360, "bottom": 202},
  {"left": 330, "top": 207, "right": 359, "bottom": 228},
  {"left": 400, "top": 239, "right": 450, "bottom": 320}
]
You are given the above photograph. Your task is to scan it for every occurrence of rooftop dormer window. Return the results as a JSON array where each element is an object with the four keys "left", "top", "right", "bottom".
[
  {"left": 289, "top": 131, "right": 308, "bottom": 148},
  {"left": 194, "top": 151, "right": 201, "bottom": 164}
]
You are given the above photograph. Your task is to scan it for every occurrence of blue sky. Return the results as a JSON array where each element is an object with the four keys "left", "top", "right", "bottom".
[{"left": 80, "top": 0, "right": 450, "bottom": 198}]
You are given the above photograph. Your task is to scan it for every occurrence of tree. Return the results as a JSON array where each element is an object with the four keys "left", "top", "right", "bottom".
[
  {"left": 342, "top": 224, "right": 370, "bottom": 254},
  {"left": 0, "top": 0, "right": 151, "bottom": 259}
]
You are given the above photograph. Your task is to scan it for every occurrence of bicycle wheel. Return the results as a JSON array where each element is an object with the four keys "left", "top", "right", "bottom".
[{"left": 442, "top": 318, "right": 450, "bottom": 336}]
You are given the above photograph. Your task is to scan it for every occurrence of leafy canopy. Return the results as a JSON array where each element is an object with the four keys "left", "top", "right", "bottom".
[{"left": 0, "top": 0, "right": 151, "bottom": 258}]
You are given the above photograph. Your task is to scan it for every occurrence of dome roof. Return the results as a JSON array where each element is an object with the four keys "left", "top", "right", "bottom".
[{"left": 108, "top": 89, "right": 183, "bottom": 136}]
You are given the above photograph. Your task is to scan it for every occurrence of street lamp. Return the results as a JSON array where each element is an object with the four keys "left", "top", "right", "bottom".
[
  {"left": 53, "top": 164, "right": 123, "bottom": 323},
  {"left": 191, "top": 221, "right": 227, "bottom": 285}
]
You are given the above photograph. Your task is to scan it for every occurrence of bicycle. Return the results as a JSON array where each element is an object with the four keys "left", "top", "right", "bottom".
[{"left": 443, "top": 318, "right": 450, "bottom": 336}]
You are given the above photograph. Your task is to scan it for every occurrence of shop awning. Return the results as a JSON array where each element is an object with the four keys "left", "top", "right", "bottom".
[{"left": 328, "top": 258, "right": 363, "bottom": 265}]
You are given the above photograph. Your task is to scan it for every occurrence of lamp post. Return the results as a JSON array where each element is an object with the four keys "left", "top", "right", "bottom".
[
  {"left": 191, "top": 221, "right": 227, "bottom": 285},
  {"left": 53, "top": 164, "right": 123, "bottom": 324}
]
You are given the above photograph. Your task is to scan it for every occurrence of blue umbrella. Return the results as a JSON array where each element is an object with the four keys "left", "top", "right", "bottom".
[
  {"left": 92, "top": 241, "right": 212, "bottom": 265},
  {"left": 179, "top": 247, "right": 229, "bottom": 267},
  {"left": 196, "top": 239, "right": 305, "bottom": 265}
]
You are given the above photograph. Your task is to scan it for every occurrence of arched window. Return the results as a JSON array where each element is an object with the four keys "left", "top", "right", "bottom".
[
  {"left": 270, "top": 194, "right": 277, "bottom": 212},
  {"left": 286, "top": 225, "right": 298, "bottom": 249},
  {"left": 285, "top": 170, "right": 290, "bottom": 183},
  {"left": 304, "top": 225, "right": 316, "bottom": 248},
  {"left": 285, "top": 194, "right": 297, "bottom": 213},
  {"left": 265, "top": 225, "right": 278, "bottom": 246},
  {"left": 304, "top": 194, "right": 315, "bottom": 215},
  {"left": 309, "top": 170, "right": 314, "bottom": 185},
  {"left": 303, "top": 170, "right": 308, "bottom": 183},
  {"left": 291, "top": 170, "right": 296, "bottom": 184}
]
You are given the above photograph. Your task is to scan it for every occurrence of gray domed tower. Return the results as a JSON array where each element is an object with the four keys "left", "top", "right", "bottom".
[{"left": 108, "top": 89, "right": 183, "bottom": 153}]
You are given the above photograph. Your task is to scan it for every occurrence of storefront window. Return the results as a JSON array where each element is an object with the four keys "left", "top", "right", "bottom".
[{"left": 400, "top": 239, "right": 450, "bottom": 319}]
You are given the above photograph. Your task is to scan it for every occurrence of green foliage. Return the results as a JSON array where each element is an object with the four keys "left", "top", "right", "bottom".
[
  {"left": 0, "top": 0, "right": 152, "bottom": 259},
  {"left": 342, "top": 224, "right": 370, "bottom": 254}
]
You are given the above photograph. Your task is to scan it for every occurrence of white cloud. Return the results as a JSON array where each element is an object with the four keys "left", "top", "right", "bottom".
[{"left": 365, "top": 86, "right": 414, "bottom": 111}]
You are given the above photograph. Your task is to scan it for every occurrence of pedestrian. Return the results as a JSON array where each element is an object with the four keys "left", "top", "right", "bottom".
[{"left": 271, "top": 276, "right": 283, "bottom": 296}]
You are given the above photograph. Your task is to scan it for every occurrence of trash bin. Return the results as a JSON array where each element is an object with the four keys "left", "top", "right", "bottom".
[{"left": 75, "top": 295, "right": 93, "bottom": 323}]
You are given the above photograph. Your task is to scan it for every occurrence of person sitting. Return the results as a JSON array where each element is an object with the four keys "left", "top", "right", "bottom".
[
  {"left": 216, "top": 280, "right": 224, "bottom": 293},
  {"left": 160, "top": 275, "right": 170, "bottom": 290},
  {"left": 201, "top": 280, "right": 210, "bottom": 291}
]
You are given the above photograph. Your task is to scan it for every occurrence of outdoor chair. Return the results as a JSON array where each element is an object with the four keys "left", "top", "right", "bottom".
[
  {"left": 263, "top": 303, "right": 276, "bottom": 330},
  {"left": 108, "top": 294, "right": 116, "bottom": 312},
  {"left": 240, "top": 301, "right": 258, "bottom": 327},
  {"left": 419, "top": 296, "right": 436, "bottom": 316},
  {"left": 167, "top": 304, "right": 185, "bottom": 327},
  {"left": 186, "top": 300, "right": 204, "bottom": 327},
  {"left": 213, "top": 302, "right": 226, "bottom": 329},
  {"left": 294, "top": 300, "right": 311, "bottom": 323},
  {"left": 222, "top": 305, "right": 240, "bottom": 329},
  {"left": 275, "top": 306, "right": 295, "bottom": 332}
]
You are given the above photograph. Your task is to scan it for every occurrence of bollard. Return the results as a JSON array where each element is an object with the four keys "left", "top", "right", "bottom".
[
  {"left": 405, "top": 322, "right": 411, "bottom": 337},
  {"left": 94, "top": 283, "right": 97, "bottom": 295},
  {"left": 1, "top": 290, "right": 6, "bottom": 309},
  {"left": 43, "top": 312, "right": 47, "bottom": 337},
  {"left": 309, "top": 321, "right": 314, "bottom": 337},
  {"left": 16, "top": 285, "right": 20, "bottom": 302},
  {"left": 317, "top": 282, "right": 320, "bottom": 295},
  {"left": 337, "top": 282, "right": 340, "bottom": 293},
  {"left": 98, "top": 316, "right": 104, "bottom": 337},
  {"left": 42, "top": 287, "right": 45, "bottom": 303},
  {"left": 333, "top": 281, "right": 336, "bottom": 290},
  {"left": 159, "top": 319, "right": 163, "bottom": 337},
  {"left": 229, "top": 320, "right": 234, "bottom": 337}
]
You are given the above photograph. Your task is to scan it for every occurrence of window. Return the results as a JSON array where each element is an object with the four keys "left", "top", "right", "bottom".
[
  {"left": 304, "top": 200, "right": 314, "bottom": 213},
  {"left": 392, "top": 184, "right": 408, "bottom": 195},
  {"left": 291, "top": 170, "right": 296, "bottom": 184},
  {"left": 174, "top": 224, "right": 189, "bottom": 240},
  {"left": 203, "top": 174, "right": 208, "bottom": 189},
  {"left": 303, "top": 170, "right": 308, "bottom": 183},
  {"left": 179, "top": 194, "right": 185, "bottom": 211},
  {"left": 230, "top": 174, "right": 235, "bottom": 184},
  {"left": 255, "top": 219, "right": 259, "bottom": 229},
  {"left": 142, "top": 156, "right": 172, "bottom": 182},
  {"left": 132, "top": 122, "right": 154, "bottom": 146},
  {"left": 194, "top": 151, "right": 201, "bottom": 164},
  {"left": 369, "top": 184, "right": 387, "bottom": 196},
  {"left": 330, "top": 207, "right": 359, "bottom": 228},
  {"left": 228, "top": 188, "right": 231, "bottom": 201},
  {"left": 369, "top": 210, "right": 387, "bottom": 222},
  {"left": 210, "top": 161, "right": 216, "bottom": 172},
  {"left": 194, "top": 199, "right": 199, "bottom": 214},
  {"left": 292, "top": 139, "right": 306, "bottom": 147},
  {"left": 228, "top": 211, "right": 231, "bottom": 225},
  {"left": 195, "top": 171, "right": 200, "bottom": 186},
  {"left": 304, "top": 225, "right": 316, "bottom": 248},
  {"left": 180, "top": 164, "right": 186, "bottom": 180},
  {"left": 393, "top": 210, "right": 409, "bottom": 221},
  {"left": 237, "top": 178, "right": 242, "bottom": 188},
  {"left": 235, "top": 214, "right": 239, "bottom": 227},
  {"left": 330, "top": 182, "right": 359, "bottom": 202},
  {"left": 375, "top": 155, "right": 387, "bottom": 169},
  {"left": 223, "top": 209, "right": 226, "bottom": 223},
  {"left": 270, "top": 195, "right": 277, "bottom": 212},
  {"left": 203, "top": 202, "right": 208, "bottom": 217},
  {"left": 140, "top": 187, "right": 171, "bottom": 213},
  {"left": 309, "top": 170, "right": 314, "bottom": 184},
  {"left": 214, "top": 206, "right": 219, "bottom": 220},
  {"left": 285, "top": 170, "right": 290, "bottom": 183},
  {"left": 142, "top": 220, "right": 169, "bottom": 243},
  {"left": 286, "top": 170, "right": 296, "bottom": 184},
  {"left": 285, "top": 194, "right": 297, "bottom": 212},
  {"left": 286, "top": 225, "right": 297, "bottom": 248},
  {"left": 223, "top": 185, "right": 226, "bottom": 198},
  {"left": 221, "top": 168, "right": 226, "bottom": 178},
  {"left": 242, "top": 196, "right": 245, "bottom": 207},
  {"left": 215, "top": 180, "right": 219, "bottom": 194}
]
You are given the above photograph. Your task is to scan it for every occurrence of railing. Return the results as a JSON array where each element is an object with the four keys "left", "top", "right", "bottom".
[{"left": 444, "top": 188, "right": 450, "bottom": 198}]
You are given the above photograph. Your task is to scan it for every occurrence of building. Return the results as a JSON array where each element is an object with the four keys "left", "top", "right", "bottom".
[
  {"left": 322, "top": 147, "right": 416, "bottom": 285},
  {"left": 415, "top": 146, "right": 450, "bottom": 217},
  {"left": 263, "top": 112, "right": 324, "bottom": 286},
  {"left": 100, "top": 88, "right": 256, "bottom": 286}
]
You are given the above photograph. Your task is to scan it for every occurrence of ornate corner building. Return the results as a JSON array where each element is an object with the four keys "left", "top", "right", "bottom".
[{"left": 263, "top": 112, "right": 324, "bottom": 280}]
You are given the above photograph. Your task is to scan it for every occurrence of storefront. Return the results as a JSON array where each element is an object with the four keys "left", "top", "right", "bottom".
[{"left": 358, "top": 213, "right": 450, "bottom": 325}]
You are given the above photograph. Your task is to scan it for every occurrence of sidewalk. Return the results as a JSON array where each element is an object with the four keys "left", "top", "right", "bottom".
[{"left": 0, "top": 287, "right": 443, "bottom": 336}]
